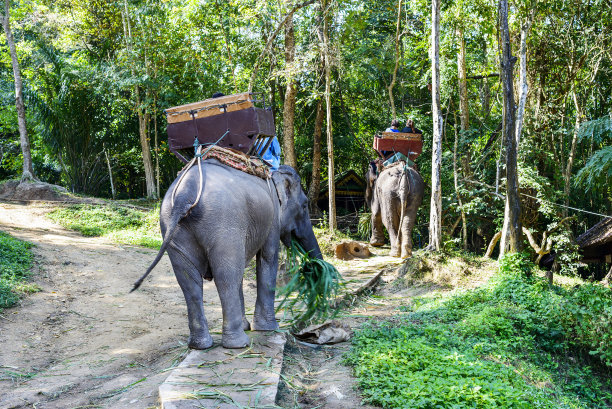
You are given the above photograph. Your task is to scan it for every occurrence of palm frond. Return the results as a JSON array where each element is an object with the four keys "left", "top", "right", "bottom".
[{"left": 276, "top": 238, "right": 343, "bottom": 329}]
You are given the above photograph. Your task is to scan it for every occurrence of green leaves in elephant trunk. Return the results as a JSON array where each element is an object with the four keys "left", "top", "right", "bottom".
[{"left": 276, "top": 238, "right": 343, "bottom": 330}]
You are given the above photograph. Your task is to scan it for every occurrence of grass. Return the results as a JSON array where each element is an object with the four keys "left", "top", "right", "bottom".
[
  {"left": 48, "top": 204, "right": 162, "bottom": 249},
  {"left": 0, "top": 231, "right": 39, "bottom": 311},
  {"left": 346, "top": 253, "right": 612, "bottom": 409}
]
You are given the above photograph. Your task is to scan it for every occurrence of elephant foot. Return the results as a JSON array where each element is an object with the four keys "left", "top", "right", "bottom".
[
  {"left": 188, "top": 333, "right": 213, "bottom": 350},
  {"left": 401, "top": 249, "right": 413, "bottom": 259},
  {"left": 242, "top": 317, "right": 251, "bottom": 331},
  {"left": 370, "top": 239, "right": 385, "bottom": 247},
  {"left": 252, "top": 316, "right": 279, "bottom": 331},
  {"left": 222, "top": 330, "right": 250, "bottom": 349},
  {"left": 390, "top": 248, "right": 401, "bottom": 257}
]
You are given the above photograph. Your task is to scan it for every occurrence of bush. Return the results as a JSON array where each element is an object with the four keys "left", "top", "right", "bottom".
[
  {"left": 346, "top": 254, "right": 612, "bottom": 408},
  {"left": 0, "top": 231, "right": 38, "bottom": 310}
]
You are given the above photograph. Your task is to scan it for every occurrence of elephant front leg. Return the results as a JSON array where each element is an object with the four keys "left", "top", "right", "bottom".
[
  {"left": 238, "top": 276, "right": 251, "bottom": 331},
  {"left": 370, "top": 202, "right": 385, "bottom": 247},
  {"left": 253, "top": 249, "right": 279, "bottom": 331},
  {"left": 168, "top": 248, "right": 213, "bottom": 350}
]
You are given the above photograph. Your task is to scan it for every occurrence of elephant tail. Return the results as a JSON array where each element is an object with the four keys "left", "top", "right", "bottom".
[
  {"left": 130, "top": 220, "right": 183, "bottom": 293},
  {"left": 131, "top": 159, "right": 205, "bottom": 292}
]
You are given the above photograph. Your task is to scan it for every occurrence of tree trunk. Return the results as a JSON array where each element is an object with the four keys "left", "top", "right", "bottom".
[
  {"left": 453, "top": 111, "right": 468, "bottom": 250},
  {"left": 563, "top": 90, "right": 582, "bottom": 216},
  {"left": 428, "top": 0, "right": 443, "bottom": 251},
  {"left": 498, "top": 0, "right": 521, "bottom": 256},
  {"left": 308, "top": 98, "right": 324, "bottom": 213},
  {"left": 136, "top": 86, "right": 156, "bottom": 198},
  {"left": 154, "top": 97, "right": 160, "bottom": 198},
  {"left": 515, "top": 13, "right": 533, "bottom": 147},
  {"left": 104, "top": 145, "right": 116, "bottom": 200},
  {"left": 318, "top": 0, "right": 336, "bottom": 231},
  {"left": 282, "top": 5, "right": 298, "bottom": 168},
  {"left": 387, "top": 0, "right": 402, "bottom": 119},
  {"left": 457, "top": 27, "right": 469, "bottom": 132},
  {"left": 485, "top": 231, "right": 502, "bottom": 258},
  {"left": 1, "top": 0, "right": 34, "bottom": 181}
]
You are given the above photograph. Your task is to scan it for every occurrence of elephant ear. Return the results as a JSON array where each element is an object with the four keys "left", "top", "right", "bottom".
[{"left": 272, "top": 166, "right": 295, "bottom": 207}]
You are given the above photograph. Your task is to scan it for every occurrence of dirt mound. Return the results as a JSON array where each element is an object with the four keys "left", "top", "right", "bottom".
[{"left": 0, "top": 180, "right": 103, "bottom": 204}]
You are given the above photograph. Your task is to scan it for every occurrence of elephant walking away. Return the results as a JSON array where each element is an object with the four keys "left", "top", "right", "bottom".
[
  {"left": 365, "top": 161, "right": 425, "bottom": 258},
  {"left": 133, "top": 161, "right": 322, "bottom": 349}
]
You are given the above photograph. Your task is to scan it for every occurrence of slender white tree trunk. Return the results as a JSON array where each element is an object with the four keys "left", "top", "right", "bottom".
[
  {"left": 104, "top": 144, "right": 116, "bottom": 200},
  {"left": 318, "top": 0, "right": 336, "bottom": 231},
  {"left": 428, "top": 0, "right": 443, "bottom": 251},
  {"left": 563, "top": 90, "right": 582, "bottom": 216},
  {"left": 515, "top": 15, "right": 533, "bottom": 146},
  {"left": 1, "top": 0, "right": 34, "bottom": 181},
  {"left": 499, "top": 0, "right": 521, "bottom": 256}
]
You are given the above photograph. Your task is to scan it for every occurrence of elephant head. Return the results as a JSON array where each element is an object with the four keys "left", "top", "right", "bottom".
[{"left": 272, "top": 165, "right": 323, "bottom": 259}]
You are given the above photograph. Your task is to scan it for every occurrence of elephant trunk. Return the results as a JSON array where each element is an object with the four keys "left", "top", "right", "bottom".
[{"left": 295, "top": 218, "right": 323, "bottom": 260}]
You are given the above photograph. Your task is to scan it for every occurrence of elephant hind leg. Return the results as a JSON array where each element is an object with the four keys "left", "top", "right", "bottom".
[
  {"left": 209, "top": 250, "right": 250, "bottom": 349},
  {"left": 400, "top": 209, "right": 417, "bottom": 259},
  {"left": 167, "top": 246, "right": 213, "bottom": 350},
  {"left": 386, "top": 205, "right": 401, "bottom": 257}
]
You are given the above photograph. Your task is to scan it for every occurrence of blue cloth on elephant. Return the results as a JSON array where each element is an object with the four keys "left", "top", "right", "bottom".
[
  {"left": 383, "top": 152, "right": 415, "bottom": 168},
  {"left": 259, "top": 136, "right": 281, "bottom": 171}
]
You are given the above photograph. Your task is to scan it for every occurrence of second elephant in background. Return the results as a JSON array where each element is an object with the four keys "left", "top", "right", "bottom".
[{"left": 365, "top": 162, "right": 425, "bottom": 258}]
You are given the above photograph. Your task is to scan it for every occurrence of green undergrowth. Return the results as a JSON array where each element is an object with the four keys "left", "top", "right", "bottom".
[
  {"left": 48, "top": 204, "right": 162, "bottom": 249},
  {"left": 346, "top": 253, "right": 612, "bottom": 409},
  {"left": 0, "top": 231, "right": 38, "bottom": 310}
]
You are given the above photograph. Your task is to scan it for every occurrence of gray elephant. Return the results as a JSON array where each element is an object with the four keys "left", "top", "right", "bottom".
[
  {"left": 133, "top": 162, "right": 322, "bottom": 349},
  {"left": 365, "top": 161, "right": 425, "bottom": 258}
]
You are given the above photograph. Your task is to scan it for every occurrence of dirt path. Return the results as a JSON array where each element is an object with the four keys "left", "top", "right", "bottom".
[{"left": 0, "top": 203, "right": 257, "bottom": 409}]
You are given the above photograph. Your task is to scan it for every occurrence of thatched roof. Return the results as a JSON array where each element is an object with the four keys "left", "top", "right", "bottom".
[{"left": 576, "top": 216, "right": 612, "bottom": 253}]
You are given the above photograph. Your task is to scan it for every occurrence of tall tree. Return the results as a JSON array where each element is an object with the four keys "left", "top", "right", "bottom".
[
  {"left": 318, "top": 0, "right": 336, "bottom": 231},
  {"left": 1, "top": 0, "right": 34, "bottom": 181},
  {"left": 514, "top": 11, "right": 533, "bottom": 146},
  {"left": 308, "top": 98, "right": 324, "bottom": 213},
  {"left": 498, "top": 0, "right": 521, "bottom": 255},
  {"left": 121, "top": 0, "right": 156, "bottom": 198},
  {"left": 387, "top": 0, "right": 402, "bottom": 119},
  {"left": 282, "top": 1, "right": 298, "bottom": 168},
  {"left": 456, "top": 26, "right": 469, "bottom": 250},
  {"left": 428, "top": 0, "right": 443, "bottom": 251}
]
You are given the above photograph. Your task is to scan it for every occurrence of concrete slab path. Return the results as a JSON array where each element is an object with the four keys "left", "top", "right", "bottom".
[{"left": 159, "top": 331, "right": 286, "bottom": 409}]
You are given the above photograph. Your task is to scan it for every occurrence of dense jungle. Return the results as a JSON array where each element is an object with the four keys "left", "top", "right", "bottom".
[{"left": 0, "top": 0, "right": 611, "bottom": 408}]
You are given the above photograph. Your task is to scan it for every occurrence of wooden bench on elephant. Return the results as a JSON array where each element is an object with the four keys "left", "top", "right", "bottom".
[
  {"left": 373, "top": 132, "right": 423, "bottom": 161},
  {"left": 165, "top": 92, "right": 275, "bottom": 164}
]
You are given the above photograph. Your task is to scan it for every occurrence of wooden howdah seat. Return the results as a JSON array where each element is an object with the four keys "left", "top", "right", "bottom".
[
  {"left": 165, "top": 92, "right": 275, "bottom": 163},
  {"left": 373, "top": 131, "right": 423, "bottom": 161}
]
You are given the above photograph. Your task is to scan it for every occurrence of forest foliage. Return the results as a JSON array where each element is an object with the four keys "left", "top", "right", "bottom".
[
  {"left": 0, "top": 0, "right": 610, "bottom": 268},
  {"left": 346, "top": 253, "right": 612, "bottom": 408}
]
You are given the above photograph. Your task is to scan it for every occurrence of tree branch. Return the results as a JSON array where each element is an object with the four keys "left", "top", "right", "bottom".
[{"left": 248, "top": 0, "right": 316, "bottom": 93}]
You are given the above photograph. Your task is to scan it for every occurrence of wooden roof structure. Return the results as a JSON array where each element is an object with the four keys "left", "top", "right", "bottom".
[
  {"left": 317, "top": 169, "right": 366, "bottom": 212},
  {"left": 576, "top": 217, "right": 612, "bottom": 263}
]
